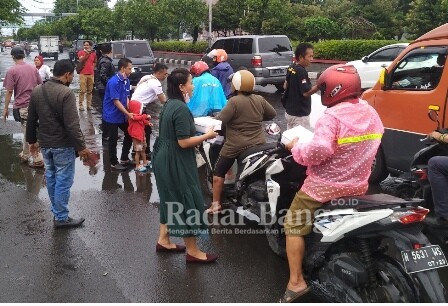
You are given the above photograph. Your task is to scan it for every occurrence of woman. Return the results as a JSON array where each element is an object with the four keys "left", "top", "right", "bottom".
[
  {"left": 153, "top": 68, "right": 219, "bottom": 263},
  {"left": 34, "top": 55, "right": 52, "bottom": 82}
]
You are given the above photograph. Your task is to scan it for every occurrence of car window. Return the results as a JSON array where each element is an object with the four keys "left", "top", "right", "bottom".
[
  {"left": 123, "top": 42, "right": 152, "bottom": 58},
  {"left": 113, "top": 43, "right": 124, "bottom": 59},
  {"left": 390, "top": 47, "right": 447, "bottom": 90},
  {"left": 258, "top": 37, "right": 292, "bottom": 53},
  {"left": 369, "top": 47, "right": 400, "bottom": 62},
  {"left": 212, "top": 39, "right": 236, "bottom": 54},
  {"left": 236, "top": 38, "right": 253, "bottom": 54}
]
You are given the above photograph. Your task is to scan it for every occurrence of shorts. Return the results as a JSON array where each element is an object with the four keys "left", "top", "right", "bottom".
[
  {"left": 132, "top": 137, "right": 147, "bottom": 152},
  {"left": 214, "top": 155, "right": 235, "bottom": 178},
  {"left": 284, "top": 190, "right": 323, "bottom": 236}
]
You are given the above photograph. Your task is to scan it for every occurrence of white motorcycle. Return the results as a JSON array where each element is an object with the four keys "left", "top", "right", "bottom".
[{"left": 199, "top": 124, "right": 447, "bottom": 302}]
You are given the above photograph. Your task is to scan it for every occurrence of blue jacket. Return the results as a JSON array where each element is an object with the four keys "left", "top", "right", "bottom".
[
  {"left": 103, "top": 73, "right": 130, "bottom": 124},
  {"left": 211, "top": 62, "right": 234, "bottom": 98},
  {"left": 188, "top": 72, "right": 227, "bottom": 117}
]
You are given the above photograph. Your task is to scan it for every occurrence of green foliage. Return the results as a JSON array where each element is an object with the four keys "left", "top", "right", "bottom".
[
  {"left": 303, "top": 17, "right": 338, "bottom": 42},
  {"left": 291, "top": 40, "right": 402, "bottom": 61},
  {"left": 406, "top": 0, "right": 448, "bottom": 37},
  {"left": 0, "top": 0, "right": 24, "bottom": 25},
  {"left": 151, "top": 41, "right": 209, "bottom": 53}
]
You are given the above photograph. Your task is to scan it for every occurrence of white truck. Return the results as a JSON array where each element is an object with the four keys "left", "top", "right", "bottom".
[{"left": 39, "top": 36, "right": 59, "bottom": 60}]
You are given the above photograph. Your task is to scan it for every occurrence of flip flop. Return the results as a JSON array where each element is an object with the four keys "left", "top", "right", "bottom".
[{"left": 278, "top": 287, "right": 310, "bottom": 303}]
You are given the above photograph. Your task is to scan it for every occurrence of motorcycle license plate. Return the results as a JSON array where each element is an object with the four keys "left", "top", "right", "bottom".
[{"left": 401, "top": 245, "right": 448, "bottom": 274}]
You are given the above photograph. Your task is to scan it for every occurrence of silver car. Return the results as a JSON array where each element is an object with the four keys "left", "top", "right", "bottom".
[{"left": 202, "top": 35, "right": 294, "bottom": 90}]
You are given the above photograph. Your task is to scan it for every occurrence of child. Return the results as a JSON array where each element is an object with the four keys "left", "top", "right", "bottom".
[{"left": 127, "top": 100, "right": 152, "bottom": 172}]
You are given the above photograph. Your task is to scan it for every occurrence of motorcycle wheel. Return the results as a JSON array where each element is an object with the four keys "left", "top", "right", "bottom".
[{"left": 363, "top": 260, "right": 416, "bottom": 302}]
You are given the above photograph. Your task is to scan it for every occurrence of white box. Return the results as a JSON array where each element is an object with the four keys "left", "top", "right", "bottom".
[
  {"left": 194, "top": 116, "right": 222, "bottom": 133},
  {"left": 281, "top": 125, "right": 314, "bottom": 145}
]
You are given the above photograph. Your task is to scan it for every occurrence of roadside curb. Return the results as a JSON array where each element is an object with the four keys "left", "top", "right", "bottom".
[{"left": 155, "top": 57, "right": 319, "bottom": 79}]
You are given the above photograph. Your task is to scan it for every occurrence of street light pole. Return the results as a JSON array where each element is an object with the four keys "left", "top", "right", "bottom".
[{"left": 208, "top": 0, "right": 212, "bottom": 47}]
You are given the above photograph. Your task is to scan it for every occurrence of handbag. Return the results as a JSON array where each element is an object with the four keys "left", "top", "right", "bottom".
[{"left": 41, "top": 84, "right": 80, "bottom": 157}]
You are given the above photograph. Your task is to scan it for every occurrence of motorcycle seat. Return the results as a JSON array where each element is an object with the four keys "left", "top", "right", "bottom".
[
  {"left": 323, "top": 193, "right": 424, "bottom": 211},
  {"left": 237, "top": 143, "right": 277, "bottom": 162}
]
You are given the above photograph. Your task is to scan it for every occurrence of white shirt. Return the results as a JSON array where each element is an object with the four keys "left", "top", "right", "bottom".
[
  {"left": 37, "top": 65, "right": 52, "bottom": 81},
  {"left": 131, "top": 74, "right": 164, "bottom": 105}
]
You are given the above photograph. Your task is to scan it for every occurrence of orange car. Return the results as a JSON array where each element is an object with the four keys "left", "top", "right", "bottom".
[{"left": 362, "top": 23, "right": 448, "bottom": 183}]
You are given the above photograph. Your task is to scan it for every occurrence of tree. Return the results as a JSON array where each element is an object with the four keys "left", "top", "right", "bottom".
[
  {"left": 0, "top": 0, "right": 24, "bottom": 25},
  {"left": 212, "top": 0, "right": 247, "bottom": 36},
  {"left": 78, "top": 7, "right": 114, "bottom": 41},
  {"left": 406, "top": 0, "right": 448, "bottom": 38},
  {"left": 303, "top": 17, "right": 338, "bottom": 41}
]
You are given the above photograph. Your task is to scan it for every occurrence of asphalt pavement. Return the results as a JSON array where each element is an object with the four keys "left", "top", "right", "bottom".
[{"left": 0, "top": 49, "right": 447, "bottom": 302}]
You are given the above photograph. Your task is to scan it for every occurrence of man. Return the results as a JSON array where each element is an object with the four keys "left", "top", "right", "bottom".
[
  {"left": 2, "top": 46, "right": 44, "bottom": 168},
  {"left": 78, "top": 40, "right": 96, "bottom": 111},
  {"left": 425, "top": 131, "right": 448, "bottom": 227},
  {"left": 279, "top": 65, "right": 383, "bottom": 302},
  {"left": 188, "top": 60, "right": 227, "bottom": 118},
  {"left": 95, "top": 43, "right": 116, "bottom": 141},
  {"left": 283, "top": 43, "right": 320, "bottom": 130},
  {"left": 130, "top": 63, "right": 168, "bottom": 158},
  {"left": 26, "top": 59, "right": 90, "bottom": 228},
  {"left": 209, "top": 49, "right": 234, "bottom": 98},
  {"left": 103, "top": 58, "right": 134, "bottom": 170}
]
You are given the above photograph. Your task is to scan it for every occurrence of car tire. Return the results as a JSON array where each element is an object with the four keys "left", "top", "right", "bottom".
[{"left": 369, "top": 147, "right": 389, "bottom": 184}]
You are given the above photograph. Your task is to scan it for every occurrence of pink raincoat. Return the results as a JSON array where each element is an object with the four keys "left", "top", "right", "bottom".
[{"left": 291, "top": 99, "right": 384, "bottom": 203}]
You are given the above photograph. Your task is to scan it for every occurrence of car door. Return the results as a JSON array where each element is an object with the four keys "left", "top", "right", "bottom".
[
  {"left": 357, "top": 46, "right": 404, "bottom": 88},
  {"left": 373, "top": 46, "right": 448, "bottom": 172}
]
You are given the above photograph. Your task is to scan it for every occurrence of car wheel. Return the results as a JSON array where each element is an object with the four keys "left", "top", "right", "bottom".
[{"left": 369, "top": 147, "right": 389, "bottom": 184}]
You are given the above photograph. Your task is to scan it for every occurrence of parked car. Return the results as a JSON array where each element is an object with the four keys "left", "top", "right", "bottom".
[
  {"left": 104, "top": 40, "right": 155, "bottom": 86},
  {"left": 69, "top": 39, "right": 95, "bottom": 62},
  {"left": 201, "top": 35, "right": 294, "bottom": 90},
  {"left": 347, "top": 43, "right": 409, "bottom": 89}
]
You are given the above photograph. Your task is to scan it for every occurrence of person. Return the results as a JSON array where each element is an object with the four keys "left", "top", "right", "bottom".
[
  {"left": 425, "top": 131, "right": 448, "bottom": 227},
  {"left": 278, "top": 64, "right": 384, "bottom": 302},
  {"left": 95, "top": 43, "right": 116, "bottom": 141},
  {"left": 2, "top": 46, "right": 44, "bottom": 168},
  {"left": 207, "top": 70, "right": 277, "bottom": 214},
  {"left": 26, "top": 59, "right": 91, "bottom": 228},
  {"left": 34, "top": 55, "right": 52, "bottom": 82},
  {"left": 130, "top": 63, "right": 168, "bottom": 159},
  {"left": 283, "top": 43, "right": 320, "bottom": 131},
  {"left": 208, "top": 49, "right": 234, "bottom": 98},
  {"left": 152, "top": 68, "right": 219, "bottom": 263},
  {"left": 103, "top": 58, "right": 134, "bottom": 171},
  {"left": 127, "top": 99, "right": 152, "bottom": 172},
  {"left": 188, "top": 60, "right": 227, "bottom": 117},
  {"left": 77, "top": 40, "right": 97, "bottom": 111}
]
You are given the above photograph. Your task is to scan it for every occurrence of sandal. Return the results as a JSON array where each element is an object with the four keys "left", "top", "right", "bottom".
[
  {"left": 205, "top": 202, "right": 222, "bottom": 214},
  {"left": 278, "top": 287, "right": 310, "bottom": 303}
]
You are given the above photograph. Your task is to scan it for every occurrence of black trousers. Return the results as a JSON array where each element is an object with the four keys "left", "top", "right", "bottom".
[
  {"left": 98, "top": 89, "right": 109, "bottom": 138},
  {"left": 106, "top": 121, "right": 132, "bottom": 165}
]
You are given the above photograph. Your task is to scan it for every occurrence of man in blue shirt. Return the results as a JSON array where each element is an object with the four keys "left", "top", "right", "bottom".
[
  {"left": 188, "top": 61, "right": 227, "bottom": 117},
  {"left": 103, "top": 58, "right": 134, "bottom": 170}
]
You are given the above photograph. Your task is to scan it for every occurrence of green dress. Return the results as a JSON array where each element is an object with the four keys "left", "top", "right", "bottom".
[{"left": 152, "top": 99, "right": 208, "bottom": 237}]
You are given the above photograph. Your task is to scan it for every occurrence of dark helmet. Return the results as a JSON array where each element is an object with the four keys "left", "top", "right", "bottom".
[{"left": 11, "top": 46, "right": 25, "bottom": 57}]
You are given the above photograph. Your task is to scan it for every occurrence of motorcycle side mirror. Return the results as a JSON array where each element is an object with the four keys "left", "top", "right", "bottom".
[{"left": 265, "top": 123, "right": 281, "bottom": 136}]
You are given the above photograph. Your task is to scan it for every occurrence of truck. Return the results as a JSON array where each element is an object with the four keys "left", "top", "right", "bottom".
[{"left": 38, "top": 36, "right": 59, "bottom": 60}]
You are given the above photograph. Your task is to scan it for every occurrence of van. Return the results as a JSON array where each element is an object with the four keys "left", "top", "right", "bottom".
[
  {"left": 109, "top": 40, "right": 155, "bottom": 86},
  {"left": 362, "top": 23, "right": 448, "bottom": 183},
  {"left": 202, "top": 35, "right": 293, "bottom": 90},
  {"left": 39, "top": 36, "right": 59, "bottom": 60}
]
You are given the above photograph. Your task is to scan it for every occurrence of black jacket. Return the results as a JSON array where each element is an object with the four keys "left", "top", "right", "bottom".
[{"left": 95, "top": 55, "right": 115, "bottom": 91}]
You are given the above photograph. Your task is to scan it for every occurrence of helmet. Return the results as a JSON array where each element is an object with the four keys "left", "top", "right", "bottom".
[
  {"left": 11, "top": 46, "right": 25, "bottom": 57},
  {"left": 317, "top": 64, "right": 361, "bottom": 107},
  {"left": 231, "top": 70, "right": 255, "bottom": 93},
  {"left": 265, "top": 123, "right": 281, "bottom": 135},
  {"left": 190, "top": 61, "right": 209, "bottom": 77},
  {"left": 207, "top": 49, "right": 228, "bottom": 63}
]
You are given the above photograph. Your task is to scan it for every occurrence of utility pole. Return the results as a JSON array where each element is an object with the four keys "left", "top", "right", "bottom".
[{"left": 208, "top": 0, "right": 212, "bottom": 47}]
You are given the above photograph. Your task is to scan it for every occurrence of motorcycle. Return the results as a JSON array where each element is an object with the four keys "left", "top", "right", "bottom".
[{"left": 199, "top": 124, "right": 447, "bottom": 302}]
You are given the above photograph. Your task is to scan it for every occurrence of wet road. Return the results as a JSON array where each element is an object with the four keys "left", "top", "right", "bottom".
[{"left": 0, "top": 50, "right": 447, "bottom": 302}]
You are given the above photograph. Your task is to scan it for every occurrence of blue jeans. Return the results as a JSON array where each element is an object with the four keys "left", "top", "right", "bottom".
[
  {"left": 428, "top": 156, "right": 448, "bottom": 218},
  {"left": 41, "top": 147, "right": 76, "bottom": 221}
]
